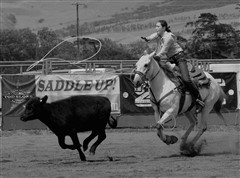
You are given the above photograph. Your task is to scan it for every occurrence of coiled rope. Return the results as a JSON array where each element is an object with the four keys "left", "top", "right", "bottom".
[{"left": 26, "top": 36, "right": 102, "bottom": 72}]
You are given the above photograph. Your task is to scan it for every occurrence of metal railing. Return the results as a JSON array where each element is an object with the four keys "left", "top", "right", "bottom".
[{"left": 0, "top": 59, "right": 239, "bottom": 75}]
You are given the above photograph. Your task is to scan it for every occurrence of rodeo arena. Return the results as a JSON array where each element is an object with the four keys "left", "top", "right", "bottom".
[{"left": 1, "top": 36, "right": 240, "bottom": 178}]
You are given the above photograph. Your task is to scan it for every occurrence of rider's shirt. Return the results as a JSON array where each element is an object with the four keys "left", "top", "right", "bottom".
[{"left": 146, "top": 31, "right": 183, "bottom": 58}]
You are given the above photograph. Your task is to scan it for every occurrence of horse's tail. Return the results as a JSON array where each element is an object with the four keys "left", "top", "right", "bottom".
[
  {"left": 213, "top": 87, "right": 228, "bottom": 126},
  {"left": 108, "top": 115, "right": 118, "bottom": 128},
  {"left": 214, "top": 87, "right": 227, "bottom": 112}
]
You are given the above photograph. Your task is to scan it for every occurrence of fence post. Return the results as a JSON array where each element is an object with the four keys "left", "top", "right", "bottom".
[
  {"left": 20, "top": 65, "right": 23, "bottom": 74},
  {"left": 120, "top": 61, "right": 123, "bottom": 73}
]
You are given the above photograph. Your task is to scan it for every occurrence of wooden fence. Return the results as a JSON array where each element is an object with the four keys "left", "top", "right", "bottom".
[{"left": 0, "top": 59, "right": 239, "bottom": 75}]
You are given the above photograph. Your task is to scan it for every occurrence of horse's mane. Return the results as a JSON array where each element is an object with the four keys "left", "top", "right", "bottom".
[{"left": 158, "top": 61, "right": 180, "bottom": 83}]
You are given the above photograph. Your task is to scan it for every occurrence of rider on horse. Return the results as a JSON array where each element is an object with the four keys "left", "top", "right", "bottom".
[{"left": 141, "top": 20, "right": 205, "bottom": 112}]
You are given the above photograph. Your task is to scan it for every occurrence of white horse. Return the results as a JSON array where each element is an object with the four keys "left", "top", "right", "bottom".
[{"left": 132, "top": 52, "right": 227, "bottom": 155}]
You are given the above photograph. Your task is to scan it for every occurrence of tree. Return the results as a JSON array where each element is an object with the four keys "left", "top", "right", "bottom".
[
  {"left": 127, "top": 40, "right": 149, "bottom": 58},
  {"left": 185, "top": 13, "right": 239, "bottom": 59},
  {"left": 0, "top": 28, "right": 37, "bottom": 61},
  {"left": 96, "top": 38, "right": 137, "bottom": 61},
  {"left": 37, "top": 27, "right": 61, "bottom": 59}
]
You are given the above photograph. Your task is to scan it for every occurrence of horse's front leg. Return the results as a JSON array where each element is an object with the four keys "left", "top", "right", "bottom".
[
  {"left": 153, "top": 110, "right": 166, "bottom": 141},
  {"left": 154, "top": 109, "right": 178, "bottom": 145}
]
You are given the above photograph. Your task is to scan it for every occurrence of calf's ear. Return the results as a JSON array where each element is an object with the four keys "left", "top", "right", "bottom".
[{"left": 41, "top": 95, "right": 48, "bottom": 104}]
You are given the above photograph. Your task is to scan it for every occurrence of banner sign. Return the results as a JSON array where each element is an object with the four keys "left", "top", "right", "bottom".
[
  {"left": 237, "top": 72, "right": 240, "bottom": 110},
  {"left": 2, "top": 75, "right": 36, "bottom": 117},
  {"left": 120, "top": 74, "right": 153, "bottom": 114},
  {"left": 1, "top": 72, "right": 237, "bottom": 121},
  {"left": 0, "top": 76, "right": 1, "bottom": 127},
  {"left": 35, "top": 74, "right": 120, "bottom": 114},
  {"left": 211, "top": 72, "right": 237, "bottom": 111},
  {"left": 120, "top": 73, "right": 237, "bottom": 114}
]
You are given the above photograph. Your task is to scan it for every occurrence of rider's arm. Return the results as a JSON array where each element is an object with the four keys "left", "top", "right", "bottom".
[{"left": 145, "top": 32, "right": 158, "bottom": 41}]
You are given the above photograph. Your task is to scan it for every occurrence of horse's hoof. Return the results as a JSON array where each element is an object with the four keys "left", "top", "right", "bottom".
[
  {"left": 180, "top": 142, "right": 185, "bottom": 151},
  {"left": 164, "top": 135, "right": 178, "bottom": 145},
  {"left": 170, "top": 135, "right": 178, "bottom": 144},
  {"left": 180, "top": 150, "right": 190, "bottom": 156},
  {"left": 180, "top": 141, "right": 189, "bottom": 151},
  {"left": 189, "top": 145, "right": 195, "bottom": 152},
  {"left": 180, "top": 143, "right": 198, "bottom": 157},
  {"left": 188, "top": 147, "right": 198, "bottom": 157},
  {"left": 80, "top": 155, "right": 86, "bottom": 161}
]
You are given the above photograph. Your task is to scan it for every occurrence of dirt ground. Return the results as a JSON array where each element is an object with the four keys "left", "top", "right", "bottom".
[{"left": 1, "top": 127, "right": 240, "bottom": 178}]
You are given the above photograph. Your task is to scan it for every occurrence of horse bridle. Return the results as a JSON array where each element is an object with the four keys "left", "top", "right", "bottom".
[
  {"left": 133, "top": 64, "right": 177, "bottom": 115},
  {"left": 133, "top": 66, "right": 160, "bottom": 85}
]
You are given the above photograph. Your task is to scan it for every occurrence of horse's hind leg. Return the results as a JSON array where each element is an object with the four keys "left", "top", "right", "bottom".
[
  {"left": 214, "top": 97, "right": 227, "bottom": 126},
  {"left": 190, "top": 107, "right": 210, "bottom": 146},
  {"left": 181, "top": 111, "right": 197, "bottom": 144},
  {"left": 217, "top": 112, "right": 227, "bottom": 126}
]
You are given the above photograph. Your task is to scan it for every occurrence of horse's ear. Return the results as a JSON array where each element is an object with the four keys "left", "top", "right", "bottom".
[
  {"left": 143, "top": 50, "right": 148, "bottom": 55},
  {"left": 143, "top": 48, "right": 153, "bottom": 55},
  {"left": 149, "top": 52, "right": 155, "bottom": 59}
]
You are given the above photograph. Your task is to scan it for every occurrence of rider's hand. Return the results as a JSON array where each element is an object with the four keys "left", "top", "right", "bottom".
[
  {"left": 141, "top": 37, "right": 149, "bottom": 42},
  {"left": 153, "top": 55, "right": 161, "bottom": 61}
]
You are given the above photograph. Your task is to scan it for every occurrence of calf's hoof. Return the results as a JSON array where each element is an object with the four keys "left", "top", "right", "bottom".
[
  {"left": 89, "top": 147, "right": 96, "bottom": 155},
  {"left": 89, "top": 150, "right": 96, "bottom": 156},
  {"left": 80, "top": 155, "right": 86, "bottom": 161}
]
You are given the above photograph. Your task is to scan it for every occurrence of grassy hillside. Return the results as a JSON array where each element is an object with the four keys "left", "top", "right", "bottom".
[
  {"left": 1, "top": 0, "right": 239, "bottom": 44},
  {"left": 89, "top": 3, "right": 240, "bottom": 44}
]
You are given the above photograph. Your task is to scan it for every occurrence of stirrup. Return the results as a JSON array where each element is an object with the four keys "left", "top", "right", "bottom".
[
  {"left": 196, "top": 99, "right": 205, "bottom": 107},
  {"left": 195, "top": 99, "right": 204, "bottom": 113}
]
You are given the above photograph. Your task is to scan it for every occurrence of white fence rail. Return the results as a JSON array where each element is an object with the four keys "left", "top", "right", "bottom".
[{"left": 0, "top": 59, "right": 240, "bottom": 75}]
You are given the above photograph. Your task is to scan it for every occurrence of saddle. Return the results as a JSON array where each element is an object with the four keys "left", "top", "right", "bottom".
[
  {"left": 159, "top": 62, "right": 210, "bottom": 114},
  {"left": 185, "top": 64, "right": 210, "bottom": 113},
  {"left": 161, "top": 62, "right": 211, "bottom": 90},
  {"left": 187, "top": 62, "right": 211, "bottom": 88}
]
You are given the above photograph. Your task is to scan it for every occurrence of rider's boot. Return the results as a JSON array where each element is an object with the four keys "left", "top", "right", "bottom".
[{"left": 185, "top": 81, "right": 205, "bottom": 113}]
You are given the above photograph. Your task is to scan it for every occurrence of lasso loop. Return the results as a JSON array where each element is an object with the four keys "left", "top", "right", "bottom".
[{"left": 26, "top": 36, "right": 102, "bottom": 72}]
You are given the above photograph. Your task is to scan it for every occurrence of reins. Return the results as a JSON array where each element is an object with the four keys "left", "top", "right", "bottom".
[
  {"left": 149, "top": 69, "right": 160, "bottom": 82},
  {"left": 134, "top": 66, "right": 177, "bottom": 111},
  {"left": 133, "top": 66, "right": 160, "bottom": 85},
  {"left": 149, "top": 87, "right": 177, "bottom": 110},
  {"left": 134, "top": 63, "right": 178, "bottom": 131}
]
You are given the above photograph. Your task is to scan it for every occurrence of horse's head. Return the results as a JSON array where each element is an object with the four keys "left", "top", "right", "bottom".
[{"left": 132, "top": 52, "right": 156, "bottom": 88}]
